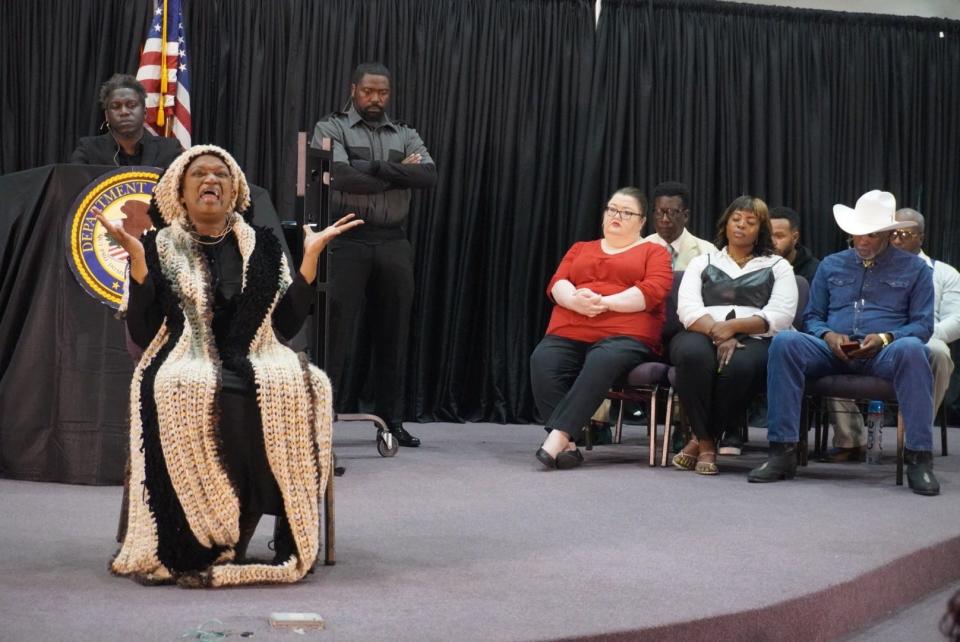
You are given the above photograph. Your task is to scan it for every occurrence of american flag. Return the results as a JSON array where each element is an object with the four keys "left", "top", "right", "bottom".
[{"left": 136, "top": 0, "right": 191, "bottom": 149}]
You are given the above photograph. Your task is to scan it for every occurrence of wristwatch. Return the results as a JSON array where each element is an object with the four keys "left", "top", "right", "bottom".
[{"left": 879, "top": 332, "right": 892, "bottom": 347}]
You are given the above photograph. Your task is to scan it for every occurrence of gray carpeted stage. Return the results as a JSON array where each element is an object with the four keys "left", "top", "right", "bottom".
[{"left": 2, "top": 422, "right": 958, "bottom": 641}]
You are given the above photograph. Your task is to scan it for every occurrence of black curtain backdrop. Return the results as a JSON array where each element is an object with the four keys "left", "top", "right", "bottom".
[
  {"left": 2, "top": 0, "right": 959, "bottom": 426},
  {"left": 593, "top": 0, "right": 960, "bottom": 264}
]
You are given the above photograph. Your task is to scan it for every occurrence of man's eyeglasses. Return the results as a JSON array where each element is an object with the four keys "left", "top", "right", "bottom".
[
  {"left": 891, "top": 229, "right": 920, "bottom": 240},
  {"left": 604, "top": 206, "right": 643, "bottom": 220},
  {"left": 652, "top": 208, "right": 687, "bottom": 220}
]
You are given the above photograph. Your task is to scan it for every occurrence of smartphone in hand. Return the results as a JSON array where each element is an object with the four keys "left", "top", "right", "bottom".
[{"left": 840, "top": 341, "right": 861, "bottom": 354}]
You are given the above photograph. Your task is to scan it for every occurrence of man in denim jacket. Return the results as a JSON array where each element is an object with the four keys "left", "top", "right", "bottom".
[{"left": 748, "top": 190, "right": 939, "bottom": 495}]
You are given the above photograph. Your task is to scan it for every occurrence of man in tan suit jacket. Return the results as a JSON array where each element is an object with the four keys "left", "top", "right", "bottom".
[{"left": 644, "top": 181, "right": 717, "bottom": 270}]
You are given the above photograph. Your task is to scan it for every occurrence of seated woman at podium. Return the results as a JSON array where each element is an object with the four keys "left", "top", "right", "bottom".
[
  {"left": 99, "top": 145, "right": 360, "bottom": 587},
  {"left": 69, "top": 74, "right": 182, "bottom": 168},
  {"left": 530, "top": 187, "right": 673, "bottom": 469}
]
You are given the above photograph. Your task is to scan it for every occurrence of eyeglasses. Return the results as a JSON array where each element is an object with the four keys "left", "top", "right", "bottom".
[
  {"left": 651, "top": 208, "right": 687, "bottom": 220},
  {"left": 891, "top": 229, "right": 920, "bottom": 240},
  {"left": 604, "top": 206, "right": 643, "bottom": 220}
]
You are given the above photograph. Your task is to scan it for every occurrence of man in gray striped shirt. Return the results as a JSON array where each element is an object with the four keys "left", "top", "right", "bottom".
[{"left": 311, "top": 62, "right": 437, "bottom": 447}]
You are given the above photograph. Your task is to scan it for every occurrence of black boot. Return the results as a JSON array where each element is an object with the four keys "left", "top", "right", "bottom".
[
  {"left": 748, "top": 442, "right": 798, "bottom": 483},
  {"left": 904, "top": 449, "right": 940, "bottom": 496},
  {"left": 389, "top": 423, "right": 421, "bottom": 447}
]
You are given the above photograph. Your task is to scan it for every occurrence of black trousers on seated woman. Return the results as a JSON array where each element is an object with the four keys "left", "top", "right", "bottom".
[
  {"left": 219, "top": 377, "right": 293, "bottom": 562},
  {"left": 530, "top": 335, "right": 654, "bottom": 440},
  {"left": 669, "top": 331, "right": 769, "bottom": 441}
]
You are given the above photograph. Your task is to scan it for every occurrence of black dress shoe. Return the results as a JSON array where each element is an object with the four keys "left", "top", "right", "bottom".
[
  {"left": 556, "top": 448, "right": 584, "bottom": 470},
  {"left": 536, "top": 447, "right": 583, "bottom": 470},
  {"left": 748, "top": 442, "right": 798, "bottom": 483},
  {"left": 820, "top": 446, "right": 864, "bottom": 463},
  {"left": 904, "top": 449, "right": 940, "bottom": 496},
  {"left": 536, "top": 447, "right": 557, "bottom": 469},
  {"left": 389, "top": 424, "right": 421, "bottom": 447}
]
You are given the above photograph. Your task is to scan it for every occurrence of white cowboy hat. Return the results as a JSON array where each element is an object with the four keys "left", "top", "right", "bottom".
[{"left": 833, "top": 190, "right": 917, "bottom": 236}]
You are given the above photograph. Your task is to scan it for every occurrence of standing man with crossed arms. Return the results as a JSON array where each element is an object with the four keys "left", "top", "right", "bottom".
[{"left": 311, "top": 62, "right": 437, "bottom": 447}]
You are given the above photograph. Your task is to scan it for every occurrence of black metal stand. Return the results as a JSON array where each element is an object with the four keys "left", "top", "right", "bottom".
[{"left": 304, "top": 145, "right": 397, "bottom": 457}]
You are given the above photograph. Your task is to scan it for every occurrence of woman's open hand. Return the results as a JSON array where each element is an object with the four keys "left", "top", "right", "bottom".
[
  {"left": 299, "top": 213, "right": 364, "bottom": 284},
  {"left": 96, "top": 208, "right": 149, "bottom": 283},
  {"left": 302, "top": 213, "right": 364, "bottom": 259},
  {"left": 96, "top": 208, "right": 144, "bottom": 260}
]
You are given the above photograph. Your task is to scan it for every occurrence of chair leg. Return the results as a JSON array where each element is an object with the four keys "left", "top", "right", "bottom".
[
  {"left": 116, "top": 459, "right": 130, "bottom": 543},
  {"left": 818, "top": 401, "right": 829, "bottom": 456},
  {"left": 648, "top": 388, "right": 657, "bottom": 467},
  {"left": 324, "top": 458, "right": 336, "bottom": 566},
  {"left": 939, "top": 405, "right": 948, "bottom": 457},
  {"left": 614, "top": 398, "right": 625, "bottom": 445},
  {"left": 896, "top": 412, "right": 905, "bottom": 487},
  {"left": 798, "top": 397, "right": 809, "bottom": 466},
  {"left": 661, "top": 388, "right": 675, "bottom": 467},
  {"left": 812, "top": 400, "right": 821, "bottom": 458}
]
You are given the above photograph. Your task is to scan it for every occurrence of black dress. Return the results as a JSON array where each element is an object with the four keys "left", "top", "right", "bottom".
[{"left": 126, "top": 233, "right": 313, "bottom": 517}]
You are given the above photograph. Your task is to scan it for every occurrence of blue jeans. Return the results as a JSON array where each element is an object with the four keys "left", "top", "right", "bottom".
[{"left": 766, "top": 333, "right": 933, "bottom": 451}]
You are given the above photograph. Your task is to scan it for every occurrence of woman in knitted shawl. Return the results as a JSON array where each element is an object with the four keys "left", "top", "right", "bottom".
[{"left": 98, "top": 145, "right": 360, "bottom": 587}]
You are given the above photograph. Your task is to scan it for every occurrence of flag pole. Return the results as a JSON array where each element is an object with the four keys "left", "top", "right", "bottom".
[{"left": 157, "top": 0, "right": 169, "bottom": 129}]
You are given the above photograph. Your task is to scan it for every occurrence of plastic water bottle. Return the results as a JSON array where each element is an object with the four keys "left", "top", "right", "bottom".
[{"left": 865, "top": 400, "right": 884, "bottom": 464}]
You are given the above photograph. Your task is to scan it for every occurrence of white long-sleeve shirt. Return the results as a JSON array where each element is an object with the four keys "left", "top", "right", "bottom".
[
  {"left": 677, "top": 249, "right": 798, "bottom": 338},
  {"left": 920, "top": 251, "right": 960, "bottom": 344}
]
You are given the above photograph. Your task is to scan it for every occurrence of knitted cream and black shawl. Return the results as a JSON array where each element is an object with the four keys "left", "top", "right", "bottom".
[{"left": 110, "top": 192, "right": 331, "bottom": 587}]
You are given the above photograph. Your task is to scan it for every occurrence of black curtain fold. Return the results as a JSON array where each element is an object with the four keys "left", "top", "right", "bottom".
[
  {"left": 2, "top": 0, "right": 959, "bottom": 429},
  {"left": 594, "top": 0, "right": 960, "bottom": 264},
  {"left": 0, "top": 0, "right": 152, "bottom": 171}
]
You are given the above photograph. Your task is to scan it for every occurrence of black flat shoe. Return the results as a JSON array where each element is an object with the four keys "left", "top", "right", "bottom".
[
  {"left": 556, "top": 448, "right": 584, "bottom": 470},
  {"left": 536, "top": 448, "right": 558, "bottom": 469}
]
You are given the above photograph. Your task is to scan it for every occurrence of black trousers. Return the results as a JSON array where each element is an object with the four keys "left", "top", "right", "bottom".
[
  {"left": 219, "top": 384, "right": 283, "bottom": 517},
  {"left": 530, "top": 335, "right": 654, "bottom": 441},
  {"left": 326, "top": 237, "right": 414, "bottom": 424},
  {"left": 219, "top": 385, "right": 294, "bottom": 560},
  {"left": 668, "top": 331, "right": 769, "bottom": 441}
]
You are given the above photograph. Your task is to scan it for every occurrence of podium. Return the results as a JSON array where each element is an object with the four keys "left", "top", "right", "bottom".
[{"left": 0, "top": 164, "right": 296, "bottom": 484}]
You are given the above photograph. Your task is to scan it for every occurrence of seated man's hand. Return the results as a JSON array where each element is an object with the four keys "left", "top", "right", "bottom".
[
  {"left": 823, "top": 331, "right": 853, "bottom": 361},
  {"left": 847, "top": 333, "right": 884, "bottom": 360}
]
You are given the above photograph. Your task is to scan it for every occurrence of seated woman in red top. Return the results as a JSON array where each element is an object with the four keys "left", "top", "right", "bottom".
[{"left": 530, "top": 187, "right": 673, "bottom": 469}]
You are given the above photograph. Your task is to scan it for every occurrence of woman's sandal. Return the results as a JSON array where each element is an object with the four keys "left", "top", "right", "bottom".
[
  {"left": 695, "top": 451, "right": 718, "bottom": 475},
  {"left": 672, "top": 441, "right": 699, "bottom": 471}
]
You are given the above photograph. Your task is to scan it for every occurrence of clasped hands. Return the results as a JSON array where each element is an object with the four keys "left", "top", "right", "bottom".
[
  {"left": 709, "top": 320, "right": 744, "bottom": 371},
  {"left": 569, "top": 288, "right": 609, "bottom": 317}
]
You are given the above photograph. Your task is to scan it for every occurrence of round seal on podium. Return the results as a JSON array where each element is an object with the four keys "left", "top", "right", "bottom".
[{"left": 65, "top": 167, "right": 160, "bottom": 309}]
